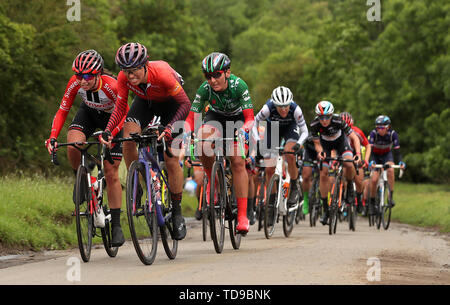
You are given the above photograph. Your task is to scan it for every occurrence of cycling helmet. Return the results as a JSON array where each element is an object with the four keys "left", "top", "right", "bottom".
[
  {"left": 315, "top": 101, "right": 334, "bottom": 116},
  {"left": 375, "top": 115, "right": 391, "bottom": 126},
  {"left": 115, "top": 42, "right": 148, "bottom": 69},
  {"left": 202, "top": 52, "right": 231, "bottom": 73},
  {"left": 271, "top": 86, "right": 293, "bottom": 107},
  {"left": 72, "top": 49, "right": 104, "bottom": 74},
  {"left": 340, "top": 112, "right": 354, "bottom": 126}
]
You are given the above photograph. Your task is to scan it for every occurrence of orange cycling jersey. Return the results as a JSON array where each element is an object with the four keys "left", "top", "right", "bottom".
[{"left": 106, "top": 60, "right": 190, "bottom": 133}]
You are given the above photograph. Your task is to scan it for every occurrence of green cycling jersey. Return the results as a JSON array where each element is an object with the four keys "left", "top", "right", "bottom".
[{"left": 190, "top": 74, "right": 253, "bottom": 116}]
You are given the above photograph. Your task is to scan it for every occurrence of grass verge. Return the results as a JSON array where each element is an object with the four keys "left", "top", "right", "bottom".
[{"left": 0, "top": 175, "right": 447, "bottom": 252}]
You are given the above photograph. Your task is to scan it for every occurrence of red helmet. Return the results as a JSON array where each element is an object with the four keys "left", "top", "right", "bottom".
[
  {"left": 115, "top": 42, "right": 148, "bottom": 69},
  {"left": 340, "top": 112, "right": 354, "bottom": 126},
  {"left": 72, "top": 50, "right": 104, "bottom": 74}
]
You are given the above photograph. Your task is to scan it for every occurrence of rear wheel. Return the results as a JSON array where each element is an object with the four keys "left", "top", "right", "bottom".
[
  {"left": 101, "top": 206, "right": 119, "bottom": 258},
  {"left": 201, "top": 175, "right": 209, "bottom": 241},
  {"left": 126, "top": 161, "right": 158, "bottom": 265},
  {"left": 228, "top": 187, "right": 241, "bottom": 250},
  {"left": 159, "top": 166, "right": 178, "bottom": 260},
  {"left": 75, "top": 165, "right": 93, "bottom": 262}
]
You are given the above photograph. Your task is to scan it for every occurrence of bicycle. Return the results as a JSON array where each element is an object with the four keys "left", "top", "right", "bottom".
[
  {"left": 295, "top": 157, "right": 305, "bottom": 224},
  {"left": 119, "top": 117, "right": 178, "bottom": 265},
  {"left": 264, "top": 147, "right": 300, "bottom": 239},
  {"left": 320, "top": 157, "right": 358, "bottom": 235},
  {"left": 50, "top": 131, "right": 118, "bottom": 262},
  {"left": 187, "top": 160, "right": 209, "bottom": 242},
  {"left": 254, "top": 160, "right": 266, "bottom": 232},
  {"left": 307, "top": 160, "right": 322, "bottom": 227},
  {"left": 370, "top": 164, "right": 404, "bottom": 230},
  {"left": 190, "top": 132, "right": 246, "bottom": 254}
]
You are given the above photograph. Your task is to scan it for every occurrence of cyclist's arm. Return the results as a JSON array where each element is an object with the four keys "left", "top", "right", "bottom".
[
  {"left": 252, "top": 104, "right": 270, "bottom": 140},
  {"left": 392, "top": 130, "right": 403, "bottom": 164},
  {"left": 294, "top": 105, "right": 308, "bottom": 146},
  {"left": 165, "top": 77, "right": 191, "bottom": 128},
  {"left": 237, "top": 79, "right": 254, "bottom": 131},
  {"left": 348, "top": 131, "right": 361, "bottom": 156},
  {"left": 105, "top": 72, "right": 129, "bottom": 134},
  {"left": 185, "top": 87, "right": 207, "bottom": 134},
  {"left": 49, "top": 76, "right": 79, "bottom": 140}
]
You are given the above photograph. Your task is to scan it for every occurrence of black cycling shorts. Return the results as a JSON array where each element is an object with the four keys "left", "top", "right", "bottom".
[{"left": 69, "top": 103, "right": 123, "bottom": 160}]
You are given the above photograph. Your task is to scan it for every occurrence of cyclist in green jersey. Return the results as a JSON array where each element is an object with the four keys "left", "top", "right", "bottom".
[{"left": 185, "top": 52, "right": 255, "bottom": 233}]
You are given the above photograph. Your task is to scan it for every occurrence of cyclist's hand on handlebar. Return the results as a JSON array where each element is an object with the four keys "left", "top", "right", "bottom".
[
  {"left": 158, "top": 124, "right": 174, "bottom": 142},
  {"left": 369, "top": 161, "right": 376, "bottom": 169},
  {"left": 100, "top": 130, "right": 112, "bottom": 148},
  {"left": 45, "top": 138, "right": 57, "bottom": 155},
  {"left": 363, "top": 159, "right": 369, "bottom": 169},
  {"left": 353, "top": 153, "right": 361, "bottom": 165},
  {"left": 318, "top": 151, "right": 326, "bottom": 160},
  {"left": 399, "top": 161, "right": 406, "bottom": 170}
]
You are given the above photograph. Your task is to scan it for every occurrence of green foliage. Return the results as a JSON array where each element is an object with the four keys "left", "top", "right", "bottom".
[{"left": 0, "top": 0, "right": 448, "bottom": 184}]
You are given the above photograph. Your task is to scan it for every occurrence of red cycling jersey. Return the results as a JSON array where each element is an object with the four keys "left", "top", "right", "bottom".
[
  {"left": 105, "top": 60, "right": 191, "bottom": 133},
  {"left": 350, "top": 125, "right": 369, "bottom": 150},
  {"left": 50, "top": 74, "right": 124, "bottom": 140}
]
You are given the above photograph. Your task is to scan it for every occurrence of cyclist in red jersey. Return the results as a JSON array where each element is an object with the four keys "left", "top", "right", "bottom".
[
  {"left": 101, "top": 42, "right": 190, "bottom": 240},
  {"left": 340, "top": 112, "right": 372, "bottom": 213},
  {"left": 45, "top": 50, "right": 126, "bottom": 247}
]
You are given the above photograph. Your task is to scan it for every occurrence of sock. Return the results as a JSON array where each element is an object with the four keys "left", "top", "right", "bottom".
[
  {"left": 110, "top": 208, "right": 121, "bottom": 227},
  {"left": 303, "top": 191, "right": 309, "bottom": 206},
  {"left": 237, "top": 197, "right": 247, "bottom": 220},
  {"left": 321, "top": 197, "right": 328, "bottom": 212},
  {"left": 171, "top": 192, "right": 183, "bottom": 214}
]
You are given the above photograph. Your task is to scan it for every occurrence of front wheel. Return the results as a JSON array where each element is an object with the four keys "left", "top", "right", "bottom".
[
  {"left": 382, "top": 182, "right": 392, "bottom": 230},
  {"left": 75, "top": 165, "right": 93, "bottom": 262},
  {"left": 264, "top": 174, "right": 280, "bottom": 239},
  {"left": 209, "top": 161, "right": 226, "bottom": 254},
  {"left": 126, "top": 161, "right": 158, "bottom": 265}
]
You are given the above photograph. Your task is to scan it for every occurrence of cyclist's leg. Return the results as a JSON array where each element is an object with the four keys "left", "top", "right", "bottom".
[
  {"left": 67, "top": 104, "right": 94, "bottom": 172},
  {"left": 284, "top": 141, "right": 300, "bottom": 205},
  {"left": 198, "top": 122, "right": 219, "bottom": 204},
  {"left": 230, "top": 149, "right": 250, "bottom": 232},
  {"left": 385, "top": 151, "right": 396, "bottom": 205},
  {"left": 67, "top": 129, "right": 86, "bottom": 171},
  {"left": 122, "top": 96, "right": 149, "bottom": 169}
]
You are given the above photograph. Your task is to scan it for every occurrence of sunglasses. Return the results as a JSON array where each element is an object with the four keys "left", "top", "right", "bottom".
[
  {"left": 75, "top": 73, "right": 96, "bottom": 81},
  {"left": 376, "top": 125, "right": 388, "bottom": 130},
  {"left": 319, "top": 115, "right": 332, "bottom": 121},
  {"left": 204, "top": 71, "right": 224, "bottom": 80},
  {"left": 122, "top": 65, "right": 144, "bottom": 75}
]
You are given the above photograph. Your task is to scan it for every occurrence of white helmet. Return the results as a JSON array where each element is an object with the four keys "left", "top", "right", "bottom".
[
  {"left": 315, "top": 101, "right": 334, "bottom": 116},
  {"left": 271, "top": 86, "right": 293, "bottom": 107}
]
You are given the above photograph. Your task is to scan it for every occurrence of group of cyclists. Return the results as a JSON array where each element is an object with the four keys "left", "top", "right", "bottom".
[{"left": 45, "top": 42, "right": 406, "bottom": 249}]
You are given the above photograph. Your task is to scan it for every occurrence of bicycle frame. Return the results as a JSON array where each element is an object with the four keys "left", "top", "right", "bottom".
[
  {"left": 371, "top": 164, "right": 403, "bottom": 209},
  {"left": 130, "top": 131, "right": 171, "bottom": 227}
]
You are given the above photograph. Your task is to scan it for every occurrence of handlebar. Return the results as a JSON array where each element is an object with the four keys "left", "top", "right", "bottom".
[
  {"left": 370, "top": 164, "right": 404, "bottom": 178},
  {"left": 319, "top": 156, "right": 359, "bottom": 172},
  {"left": 114, "top": 130, "right": 174, "bottom": 159},
  {"left": 189, "top": 135, "right": 246, "bottom": 162}
]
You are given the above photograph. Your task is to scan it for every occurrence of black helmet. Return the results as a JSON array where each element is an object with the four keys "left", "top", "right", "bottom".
[{"left": 202, "top": 52, "right": 231, "bottom": 73}]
